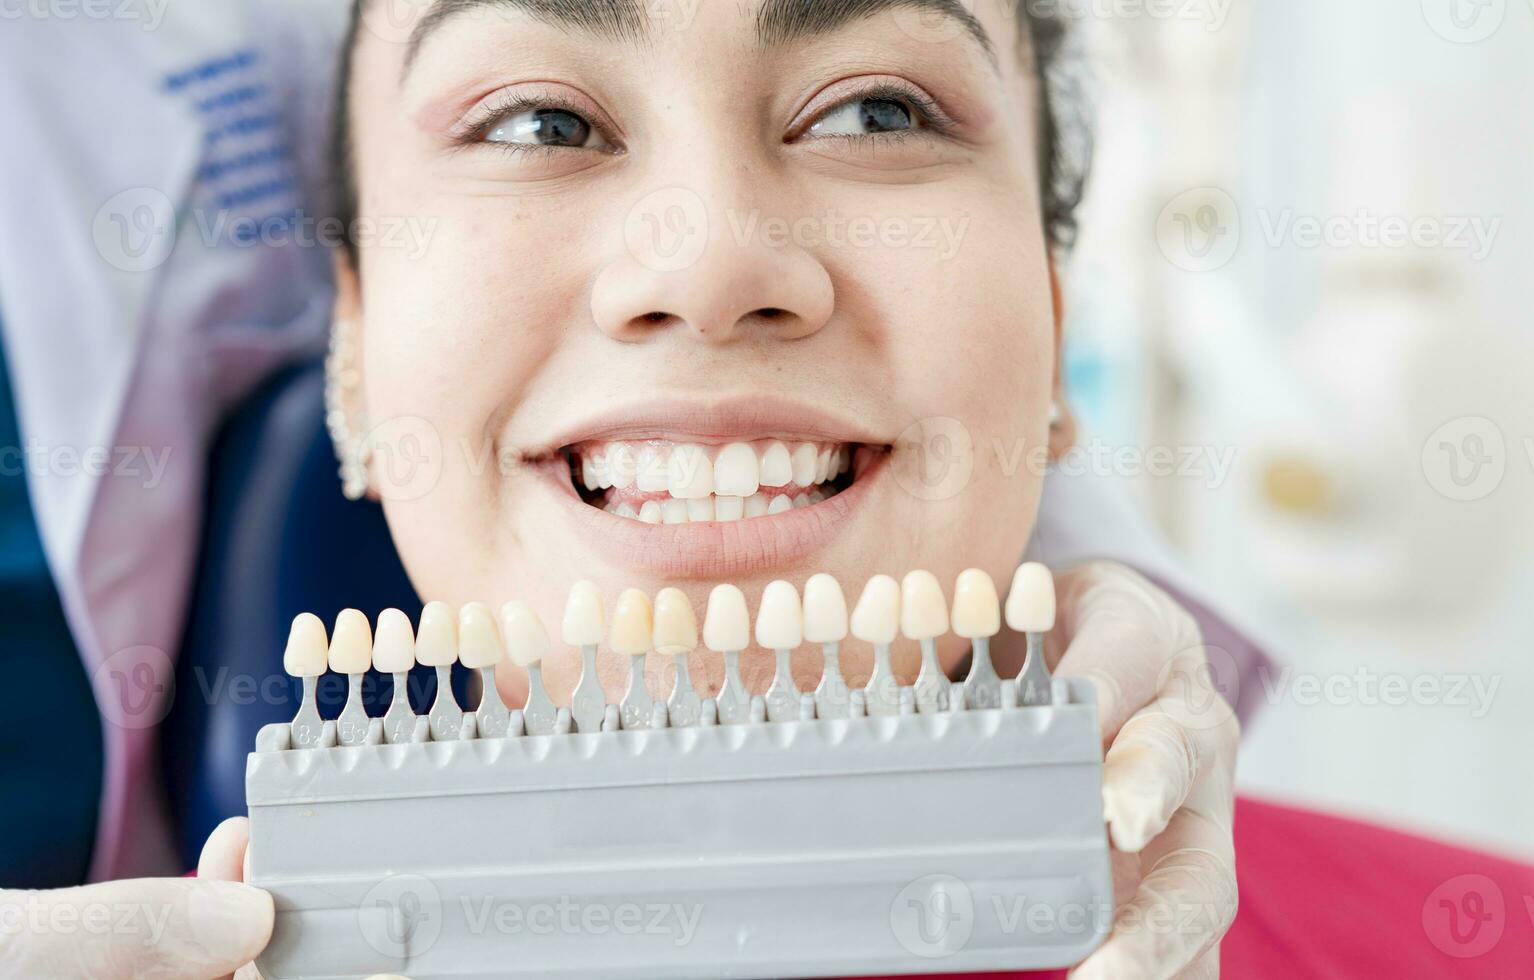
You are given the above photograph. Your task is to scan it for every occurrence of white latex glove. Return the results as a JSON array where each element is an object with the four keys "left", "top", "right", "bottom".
[{"left": 1049, "top": 562, "right": 1240, "bottom": 980}]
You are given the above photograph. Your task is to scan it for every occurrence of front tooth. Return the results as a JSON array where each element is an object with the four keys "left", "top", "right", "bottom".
[
  {"left": 610, "top": 588, "right": 654, "bottom": 656},
  {"left": 668, "top": 444, "right": 714, "bottom": 499},
  {"left": 582, "top": 456, "right": 601, "bottom": 491},
  {"left": 416, "top": 601, "right": 459, "bottom": 666},
  {"left": 652, "top": 587, "right": 699, "bottom": 653},
  {"left": 755, "top": 580, "right": 804, "bottom": 650},
  {"left": 790, "top": 443, "right": 818, "bottom": 486},
  {"left": 688, "top": 497, "right": 715, "bottom": 522},
  {"left": 900, "top": 570, "right": 950, "bottom": 641},
  {"left": 562, "top": 580, "right": 605, "bottom": 646},
  {"left": 1005, "top": 563, "right": 1057, "bottom": 633},
  {"left": 608, "top": 443, "right": 637, "bottom": 488},
  {"left": 744, "top": 493, "right": 770, "bottom": 518},
  {"left": 663, "top": 498, "right": 689, "bottom": 524},
  {"left": 325, "top": 610, "right": 369, "bottom": 678},
  {"left": 759, "top": 441, "right": 792, "bottom": 487},
  {"left": 614, "top": 501, "right": 639, "bottom": 520},
  {"left": 458, "top": 602, "right": 505, "bottom": 668},
  {"left": 284, "top": 613, "right": 329, "bottom": 678},
  {"left": 500, "top": 600, "right": 551, "bottom": 666},
  {"left": 803, "top": 573, "right": 849, "bottom": 643},
  {"left": 714, "top": 495, "right": 744, "bottom": 521},
  {"left": 767, "top": 494, "right": 793, "bottom": 516},
  {"left": 637, "top": 445, "right": 669, "bottom": 492},
  {"left": 703, "top": 584, "right": 751, "bottom": 651},
  {"left": 850, "top": 575, "right": 900, "bottom": 644},
  {"left": 714, "top": 442, "right": 760, "bottom": 497},
  {"left": 638, "top": 500, "right": 662, "bottom": 524},
  {"left": 951, "top": 568, "right": 1001, "bottom": 638},
  {"left": 372, "top": 608, "right": 417, "bottom": 673},
  {"left": 815, "top": 448, "right": 832, "bottom": 484}
]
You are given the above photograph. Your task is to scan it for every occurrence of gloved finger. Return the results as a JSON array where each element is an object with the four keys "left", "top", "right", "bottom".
[
  {"left": 1050, "top": 563, "right": 1203, "bottom": 743},
  {"left": 1101, "top": 709, "right": 1200, "bottom": 854},
  {"left": 1178, "top": 946, "right": 1220, "bottom": 980},
  {"left": 198, "top": 817, "right": 251, "bottom": 884},
  {"left": 0, "top": 877, "right": 273, "bottom": 980}
]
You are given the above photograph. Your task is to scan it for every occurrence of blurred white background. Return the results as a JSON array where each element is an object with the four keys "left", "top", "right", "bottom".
[{"left": 1060, "top": 0, "right": 1534, "bottom": 858}]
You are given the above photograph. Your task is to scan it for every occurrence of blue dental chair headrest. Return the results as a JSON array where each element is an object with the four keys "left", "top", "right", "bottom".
[{"left": 164, "top": 361, "right": 468, "bottom": 867}]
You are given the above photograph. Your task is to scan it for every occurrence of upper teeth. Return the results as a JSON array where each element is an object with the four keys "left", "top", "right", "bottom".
[{"left": 577, "top": 440, "right": 851, "bottom": 512}]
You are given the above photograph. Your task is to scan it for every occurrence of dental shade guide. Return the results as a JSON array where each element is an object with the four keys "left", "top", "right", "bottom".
[
  {"left": 417, "top": 601, "right": 463, "bottom": 741},
  {"left": 248, "top": 568, "right": 1111, "bottom": 980},
  {"left": 903, "top": 570, "right": 951, "bottom": 714},
  {"left": 565, "top": 581, "right": 607, "bottom": 733},
  {"left": 1008, "top": 563, "right": 1057, "bottom": 707}
]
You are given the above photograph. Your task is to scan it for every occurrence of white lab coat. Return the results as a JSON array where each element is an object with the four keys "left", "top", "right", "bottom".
[{"left": 0, "top": 1, "right": 1260, "bottom": 881}]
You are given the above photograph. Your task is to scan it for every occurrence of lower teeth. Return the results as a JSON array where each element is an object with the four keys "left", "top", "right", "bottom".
[{"left": 606, "top": 489, "right": 832, "bottom": 524}]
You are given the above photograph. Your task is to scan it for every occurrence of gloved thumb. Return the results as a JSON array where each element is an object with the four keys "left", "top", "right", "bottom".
[{"left": 0, "top": 876, "right": 272, "bottom": 980}]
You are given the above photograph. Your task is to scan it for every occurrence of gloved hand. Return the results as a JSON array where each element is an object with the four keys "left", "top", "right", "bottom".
[{"left": 1051, "top": 562, "right": 1241, "bottom": 980}]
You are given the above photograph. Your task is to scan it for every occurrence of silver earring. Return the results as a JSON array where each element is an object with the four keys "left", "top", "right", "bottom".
[{"left": 325, "top": 319, "right": 371, "bottom": 501}]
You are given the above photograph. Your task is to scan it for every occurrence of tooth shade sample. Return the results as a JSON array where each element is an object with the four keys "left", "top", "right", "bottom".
[
  {"left": 850, "top": 575, "right": 900, "bottom": 645},
  {"left": 652, "top": 587, "right": 699, "bottom": 654},
  {"left": 951, "top": 568, "right": 1001, "bottom": 639},
  {"left": 759, "top": 441, "right": 792, "bottom": 487},
  {"left": 500, "top": 600, "right": 551, "bottom": 667},
  {"left": 802, "top": 574, "right": 849, "bottom": 643},
  {"left": 703, "top": 584, "right": 751, "bottom": 652},
  {"left": 667, "top": 444, "right": 713, "bottom": 499},
  {"left": 1006, "top": 563, "right": 1057, "bottom": 633},
  {"left": 328, "top": 609, "right": 373, "bottom": 674},
  {"left": 415, "top": 601, "right": 459, "bottom": 667},
  {"left": 284, "top": 613, "right": 329, "bottom": 677},
  {"left": 372, "top": 608, "right": 417, "bottom": 673},
  {"left": 713, "top": 442, "right": 761, "bottom": 497},
  {"left": 562, "top": 580, "right": 606, "bottom": 646},
  {"left": 790, "top": 443, "right": 818, "bottom": 486},
  {"left": 755, "top": 580, "right": 803, "bottom": 650},
  {"left": 899, "top": 570, "right": 949, "bottom": 641},
  {"left": 458, "top": 602, "right": 505, "bottom": 669},
  {"left": 610, "top": 589, "right": 654, "bottom": 657}
]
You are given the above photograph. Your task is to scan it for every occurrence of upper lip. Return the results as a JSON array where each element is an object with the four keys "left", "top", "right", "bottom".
[{"left": 530, "top": 395, "right": 892, "bottom": 456}]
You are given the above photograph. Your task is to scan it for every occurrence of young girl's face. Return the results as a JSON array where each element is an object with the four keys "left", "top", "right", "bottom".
[{"left": 340, "top": 0, "right": 1062, "bottom": 700}]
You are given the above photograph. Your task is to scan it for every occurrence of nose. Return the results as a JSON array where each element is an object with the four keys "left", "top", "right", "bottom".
[{"left": 591, "top": 191, "right": 834, "bottom": 344}]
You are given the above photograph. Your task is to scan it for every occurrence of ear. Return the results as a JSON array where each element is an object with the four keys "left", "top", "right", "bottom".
[
  {"left": 330, "top": 250, "right": 379, "bottom": 500},
  {"left": 1045, "top": 256, "right": 1077, "bottom": 459}
]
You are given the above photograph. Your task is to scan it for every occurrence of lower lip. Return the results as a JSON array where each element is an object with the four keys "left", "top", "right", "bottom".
[{"left": 539, "top": 454, "right": 887, "bottom": 579}]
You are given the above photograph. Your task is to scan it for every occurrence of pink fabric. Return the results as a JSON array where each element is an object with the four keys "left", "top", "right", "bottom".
[{"left": 853, "top": 798, "right": 1534, "bottom": 979}]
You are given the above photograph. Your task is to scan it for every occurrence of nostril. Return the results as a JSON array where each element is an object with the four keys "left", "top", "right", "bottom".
[
  {"left": 641, "top": 311, "right": 670, "bottom": 324},
  {"left": 755, "top": 307, "right": 787, "bottom": 320}
]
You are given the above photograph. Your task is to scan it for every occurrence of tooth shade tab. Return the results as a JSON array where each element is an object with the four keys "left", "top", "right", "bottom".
[
  {"left": 458, "top": 602, "right": 505, "bottom": 669},
  {"left": 851, "top": 575, "right": 900, "bottom": 645},
  {"left": 802, "top": 573, "right": 848, "bottom": 643},
  {"left": 415, "top": 601, "right": 459, "bottom": 667},
  {"left": 713, "top": 442, "right": 760, "bottom": 497},
  {"left": 611, "top": 589, "right": 655, "bottom": 657},
  {"left": 372, "top": 608, "right": 417, "bottom": 673},
  {"left": 562, "top": 581, "right": 606, "bottom": 646},
  {"left": 951, "top": 569, "right": 1001, "bottom": 639},
  {"left": 703, "top": 584, "right": 751, "bottom": 652},
  {"left": 653, "top": 587, "right": 699, "bottom": 654},
  {"left": 1006, "top": 563, "right": 1057, "bottom": 633},
  {"left": 328, "top": 609, "right": 374, "bottom": 674},
  {"left": 500, "top": 601, "right": 552, "bottom": 667},
  {"left": 899, "top": 570, "right": 949, "bottom": 641},
  {"left": 284, "top": 613, "right": 329, "bottom": 678},
  {"left": 755, "top": 580, "right": 804, "bottom": 650}
]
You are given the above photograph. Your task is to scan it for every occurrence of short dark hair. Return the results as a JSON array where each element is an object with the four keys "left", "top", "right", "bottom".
[{"left": 333, "top": 1, "right": 1091, "bottom": 259}]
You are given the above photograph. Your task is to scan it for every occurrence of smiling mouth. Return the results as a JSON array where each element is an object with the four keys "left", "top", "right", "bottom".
[{"left": 566, "top": 438, "right": 872, "bottom": 524}]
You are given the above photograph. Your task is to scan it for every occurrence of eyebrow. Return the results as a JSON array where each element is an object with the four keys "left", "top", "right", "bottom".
[{"left": 403, "top": 0, "right": 997, "bottom": 76}]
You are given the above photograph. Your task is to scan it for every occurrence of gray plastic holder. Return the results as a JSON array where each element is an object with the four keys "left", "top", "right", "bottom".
[{"left": 246, "top": 677, "right": 1110, "bottom": 979}]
